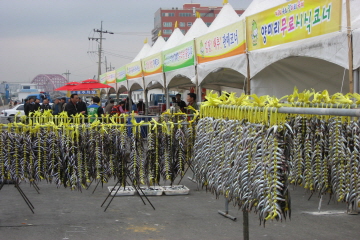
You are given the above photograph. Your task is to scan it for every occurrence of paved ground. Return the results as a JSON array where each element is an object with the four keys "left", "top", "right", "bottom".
[{"left": 1, "top": 172, "right": 359, "bottom": 240}]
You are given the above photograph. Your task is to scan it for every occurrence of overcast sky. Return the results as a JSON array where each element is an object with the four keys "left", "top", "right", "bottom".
[{"left": 0, "top": 0, "right": 252, "bottom": 84}]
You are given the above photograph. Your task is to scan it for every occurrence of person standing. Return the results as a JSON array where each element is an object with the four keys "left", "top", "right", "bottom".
[
  {"left": 40, "top": 98, "right": 51, "bottom": 112},
  {"left": 175, "top": 94, "right": 186, "bottom": 112},
  {"left": 105, "top": 99, "right": 115, "bottom": 114},
  {"left": 24, "top": 98, "right": 31, "bottom": 116},
  {"left": 186, "top": 93, "right": 198, "bottom": 114},
  {"left": 77, "top": 97, "right": 88, "bottom": 115},
  {"left": 33, "top": 99, "right": 41, "bottom": 112},
  {"left": 60, "top": 97, "right": 67, "bottom": 112},
  {"left": 51, "top": 98, "right": 61, "bottom": 115},
  {"left": 65, "top": 94, "right": 85, "bottom": 116},
  {"left": 136, "top": 99, "right": 145, "bottom": 115},
  {"left": 87, "top": 96, "right": 104, "bottom": 122}
]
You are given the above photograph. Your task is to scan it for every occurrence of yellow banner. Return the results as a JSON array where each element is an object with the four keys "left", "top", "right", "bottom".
[
  {"left": 195, "top": 21, "right": 246, "bottom": 64},
  {"left": 246, "top": 0, "right": 342, "bottom": 51},
  {"left": 126, "top": 61, "right": 143, "bottom": 79},
  {"left": 106, "top": 71, "right": 116, "bottom": 84}
]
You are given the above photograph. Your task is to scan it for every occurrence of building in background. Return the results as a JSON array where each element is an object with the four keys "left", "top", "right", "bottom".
[{"left": 152, "top": 3, "right": 244, "bottom": 43}]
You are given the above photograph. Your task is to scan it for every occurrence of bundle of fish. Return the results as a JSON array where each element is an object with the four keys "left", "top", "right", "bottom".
[
  {"left": 287, "top": 116, "right": 360, "bottom": 210},
  {"left": 0, "top": 118, "right": 195, "bottom": 191},
  {"left": 193, "top": 117, "right": 292, "bottom": 225}
]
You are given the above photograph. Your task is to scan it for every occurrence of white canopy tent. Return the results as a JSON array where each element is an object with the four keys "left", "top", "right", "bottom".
[
  {"left": 353, "top": 15, "right": 360, "bottom": 70},
  {"left": 127, "top": 42, "right": 151, "bottom": 91},
  {"left": 165, "top": 17, "right": 208, "bottom": 90},
  {"left": 196, "top": 3, "right": 247, "bottom": 92},
  {"left": 243, "top": 0, "right": 360, "bottom": 97},
  {"left": 143, "top": 28, "right": 184, "bottom": 89}
]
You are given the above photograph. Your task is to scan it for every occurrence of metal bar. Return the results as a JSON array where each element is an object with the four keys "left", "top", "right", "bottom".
[
  {"left": 15, "top": 184, "right": 35, "bottom": 214},
  {"left": 215, "top": 105, "right": 360, "bottom": 117},
  {"left": 92, "top": 180, "right": 101, "bottom": 194},
  {"left": 243, "top": 210, "right": 249, "bottom": 240},
  {"left": 278, "top": 107, "right": 360, "bottom": 117},
  {"left": 218, "top": 198, "right": 237, "bottom": 221},
  {"left": 102, "top": 178, "right": 121, "bottom": 208}
]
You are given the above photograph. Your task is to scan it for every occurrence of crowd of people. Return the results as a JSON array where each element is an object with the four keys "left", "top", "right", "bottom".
[{"left": 21, "top": 92, "right": 198, "bottom": 119}]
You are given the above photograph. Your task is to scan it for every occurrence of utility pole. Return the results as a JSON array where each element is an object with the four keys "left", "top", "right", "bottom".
[
  {"left": 88, "top": 21, "right": 114, "bottom": 80},
  {"left": 62, "top": 70, "right": 71, "bottom": 82}
]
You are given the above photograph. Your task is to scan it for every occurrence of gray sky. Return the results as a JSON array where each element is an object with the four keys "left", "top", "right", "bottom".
[{"left": 0, "top": 0, "right": 252, "bottom": 84}]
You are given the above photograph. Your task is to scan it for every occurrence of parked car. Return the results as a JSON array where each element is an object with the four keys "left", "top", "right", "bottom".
[{"left": 0, "top": 104, "right": 25, "bottom": 118}]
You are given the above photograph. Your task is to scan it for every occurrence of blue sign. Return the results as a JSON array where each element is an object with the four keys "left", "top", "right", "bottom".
[{"left": 71, "top": 90, "right": 97, "bottom": 95}]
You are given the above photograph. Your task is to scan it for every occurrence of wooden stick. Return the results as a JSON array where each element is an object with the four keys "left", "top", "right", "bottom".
[{"left": 347, "top": 0, "right": 354, "bottom": 93}]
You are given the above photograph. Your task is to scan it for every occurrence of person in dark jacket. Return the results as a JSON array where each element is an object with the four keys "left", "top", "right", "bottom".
[
  {"left": 65, "top": 94, "right": 85, "bottom": 116},
  {"left": 33, "top": 99, "right": 41, "bottom": 112},
  {"left": 40, "top": 98, "right": 51, "bottom": 112},
  {"left": 60, "top": 97, "right": 66, "bottom": 113},
  {"left": 136, "top": 99, "right": 145, "bottom": 115},
  {"left": 175, "top": 94, "right": 186, "bottom": 112},
  {"left": 24, "top": 98, "right": 31, "bottom": 116},
  {"left": 51, "top": 98, "right": 61, "bottom": 115},
  {"left": 77, "top": 97, "right": 88, "bottom": 115}
]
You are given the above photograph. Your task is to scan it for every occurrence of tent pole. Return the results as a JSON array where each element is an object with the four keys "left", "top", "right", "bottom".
[
  {"left": 346, "top": 0, "right": 354, "bottom": 93},
  {"left": 246, "top": 53, "right": 251, "bottom": 95},
  {"left": 354, "top": 69, "right": 360, "bottom": 94},
  {"left": 164, "top": 72, "right": 170, "bottom": 110},
  {"left": 195, "top": 65, "right": 199, "bottom": 101},
  {"left": 142, "top": 77, "right": 149, "bottom": 116}
]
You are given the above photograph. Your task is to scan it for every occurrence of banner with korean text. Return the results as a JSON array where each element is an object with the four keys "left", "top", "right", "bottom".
[
  {"left": 126, "top": 61, "right": 143, "bottom": 79},
  {"left": 142, "top": 52, "right": 162, "bottom": 77},
  {"left": 115, "top": 66, "right": 126, "bottom": 83},
  {"left": 100, "top": 73, "right": 107, "bottom": 84},
  {"left": 246, "top": 0, "right": 342, "bottom": 51},
  {"left": 106, "top": 71, "right": 116, "bottom": 84},
  {"left": 195, "top": 20, "right": 246, "bottom": 64},
  {"left": 163, "top": 40, "right": 195, "bottom": 72}
]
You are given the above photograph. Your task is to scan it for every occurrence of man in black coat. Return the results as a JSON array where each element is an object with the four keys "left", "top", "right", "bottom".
[
  {"left": 40, "top": 98, "right": 51, "bottom": 112},
  {"left": 77, "top": 97, "right": 88, "bottom": 115},
  {"left": 33, "top": 98, "right": 41, "bottom": 112},
  {"left": 25, "top": 98, "right": 35, "bottom": 116},
  {"left": 65, "top": 94, "right": 85, "bottom": 116}
]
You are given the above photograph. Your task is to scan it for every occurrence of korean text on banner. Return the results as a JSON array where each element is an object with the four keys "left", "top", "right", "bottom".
[
  {"left": 142, "top": 52, "right": 163, "bottom": 77},
  {"left": 106, "top": 71, "right": 116, "bottom": 84},
  {"left": 115, "top": 66, "right": 126, "bottom": 83},
  {"left": 163, "top": 40, "right": 195, "bottom": 72},
  {"left": 195, "top": 20, "right": 246, "bottom": 64},
  {"left": 126, "top": 61, "right": 143, "bottom": 79},
  {"left": 100, "top": 73, "right": 107, "bottom": 84},
  {"left": 247, "top": 0, "right": 342, "bottom": 51}
]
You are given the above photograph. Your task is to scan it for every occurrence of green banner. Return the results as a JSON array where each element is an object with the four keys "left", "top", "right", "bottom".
[
  {"left": 115, "top": 66, "right": 126, "bottom": 83},
  {"left": 163, "top": 40, "right": 195, "bottom": 72}
]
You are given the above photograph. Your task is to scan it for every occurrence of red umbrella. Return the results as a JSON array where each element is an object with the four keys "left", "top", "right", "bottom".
[
  {"left": 71, "top": 79, "right": 111, "bottom": 91},
  {"left": 81, "top": 79, "right": 99, "bottom": 83},
  {"left": 54, "top": 82, "right": 80, "bottom": 91}
]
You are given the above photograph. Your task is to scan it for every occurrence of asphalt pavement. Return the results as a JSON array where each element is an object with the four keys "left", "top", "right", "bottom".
[{"left": 1, "top": 173, "right": 359, "bottom": 240}]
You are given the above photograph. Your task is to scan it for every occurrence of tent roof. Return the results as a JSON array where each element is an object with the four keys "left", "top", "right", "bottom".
[
  {"left": 132, "top": 43, "right": 151, "bottom": 62},
  {"left": 180, "top": 17, "right": 208, "bottom": 44},
  {"left": 145, "top": 36, "right": 166, "bottom": 57},
  {"left": 207, "top": 3, "right": 240, "bottom": 33},
  {"left": 162, "top": 28, "right": 185, "bottom": 51}
]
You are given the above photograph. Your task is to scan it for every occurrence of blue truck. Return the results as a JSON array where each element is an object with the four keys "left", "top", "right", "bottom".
[
  {"left": 26, "top": 92, "right": 52, "bottom": 103},
  {"left": 148, "top": 93, "right": 176, "bottom": 115}
]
